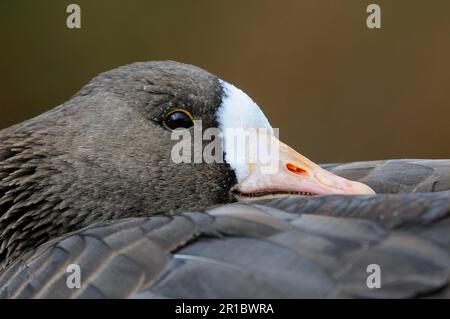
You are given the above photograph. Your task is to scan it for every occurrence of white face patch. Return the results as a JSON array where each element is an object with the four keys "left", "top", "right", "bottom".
[{"left": 216, "top": 80, "right": 274, "bottom": 182}]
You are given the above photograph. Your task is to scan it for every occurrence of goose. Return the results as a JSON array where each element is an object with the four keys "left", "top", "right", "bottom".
[{"left": 0, "top": 61, "right": 448, "bottom": 298}]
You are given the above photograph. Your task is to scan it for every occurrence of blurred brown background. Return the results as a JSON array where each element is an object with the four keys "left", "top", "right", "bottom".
[{"left": 0, "top": 0, "right": 449, "bottom": 163}]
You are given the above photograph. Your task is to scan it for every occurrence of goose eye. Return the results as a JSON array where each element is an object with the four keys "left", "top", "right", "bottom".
[{"left": 163, "top": 109, "right": 194, "bottom": 130}]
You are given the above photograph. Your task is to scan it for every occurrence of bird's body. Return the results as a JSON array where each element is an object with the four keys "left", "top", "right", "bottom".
[{"left": 0, "top": 61, "right": 448, "bottom": 298}]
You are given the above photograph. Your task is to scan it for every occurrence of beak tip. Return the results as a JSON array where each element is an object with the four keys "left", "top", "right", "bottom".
[{"left": 352, "top": 181, "right": 376, "bottom": 195}]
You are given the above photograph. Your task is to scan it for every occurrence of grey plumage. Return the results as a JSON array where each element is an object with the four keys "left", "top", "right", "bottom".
[
  {"left": 0, "top": 159, "right": 448, "bottom": 298},
  {"left": 0, "top": 61, "right": 449, "bottom": 298}
]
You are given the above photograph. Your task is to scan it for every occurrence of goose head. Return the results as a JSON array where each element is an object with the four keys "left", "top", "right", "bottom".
[{"left": 62, "top": 61, "right": 374, "bottom": 208}]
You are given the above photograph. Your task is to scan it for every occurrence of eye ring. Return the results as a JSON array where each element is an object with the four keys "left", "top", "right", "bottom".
[{"left": 163, "top": 108, "right": 195, "bottom": 131}]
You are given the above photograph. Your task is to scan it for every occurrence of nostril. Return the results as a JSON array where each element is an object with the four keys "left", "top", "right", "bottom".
[{"left": 286, "top": 163, "right": 308, "bottom": 176}]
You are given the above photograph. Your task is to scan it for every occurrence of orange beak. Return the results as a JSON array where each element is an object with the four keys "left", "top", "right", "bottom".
[{"left": 232, "top": 128, "right": 375, "bottom": 198}]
